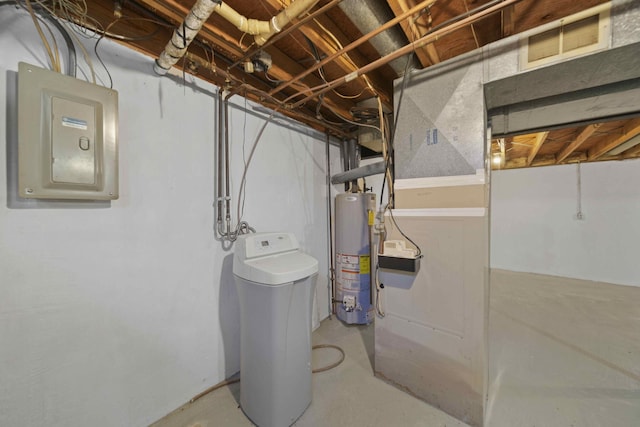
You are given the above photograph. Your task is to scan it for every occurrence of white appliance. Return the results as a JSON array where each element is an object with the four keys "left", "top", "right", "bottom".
[{"left": 233, "top": 232, "right": 318, "bottom": 427}]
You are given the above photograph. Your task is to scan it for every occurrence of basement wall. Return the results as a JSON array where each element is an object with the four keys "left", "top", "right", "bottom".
[
  {"left": 0, "top": 9, "right": 337, "bottom": 427},
  {"left": 491, "top": 159, "right": 640, "bottom": 287}
]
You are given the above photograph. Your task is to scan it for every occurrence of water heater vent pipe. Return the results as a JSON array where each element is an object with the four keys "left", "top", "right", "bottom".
[{"left": 154, "top": 0, "right": 319, "bottom": 75}]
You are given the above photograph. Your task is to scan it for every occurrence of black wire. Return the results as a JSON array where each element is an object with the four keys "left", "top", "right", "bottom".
[
  {"left": 387, "top": 207, "right": 422, "bottom": 257},
  {"left": 390, "top": 52, "right": 415, "bottom": 152},
  {"left": 381, "top": 52, "right": 422, "bottom": 257},
  {"left": 379, "top": 167, "right": 386, "bottom": 207},
  {"left": 94, "top": 34, "right": 113, "bottom": 89}
]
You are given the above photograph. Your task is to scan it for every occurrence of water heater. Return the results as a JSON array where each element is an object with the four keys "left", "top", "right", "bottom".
[{"left": 335, "top": 192, "right": 376, "bottom": 324}]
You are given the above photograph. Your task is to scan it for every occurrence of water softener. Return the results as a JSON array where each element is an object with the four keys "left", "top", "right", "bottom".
[{"left": 335, "top": 192, "right": 376, "bottom": 324}]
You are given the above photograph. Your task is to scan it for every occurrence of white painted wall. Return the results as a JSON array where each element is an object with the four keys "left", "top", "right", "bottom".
[
  {"left": 491, "top": 159, "right": 640, "bottom": 287},
  {"left": 0, "top": 9, "right": 337, "bottom": 427}
]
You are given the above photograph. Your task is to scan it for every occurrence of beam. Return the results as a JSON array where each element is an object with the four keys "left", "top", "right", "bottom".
[
  {"left": 301, "top": 19, "right": 392, "bottom": 107},
  {"left": 502, "top": 5, "right": 514, "bottom": 37},
  {"left": 291, "top": 0, "right": 526, "bottom": 109},
  {"left": 503, "top": 152, "right": 587, "bottom": 170},
  {"left": 137, "top": 0, "right": 355, "bottom": 118},
  {"left": 588, "top": 118, "right": 640, "bottom": 160},
  {"left": 387, "top": 0, "right": 440, "bottom": 67},
  {"left": 270, "top": 0, "right": 437, "bottom": 97},
  {"left": 556, "top": 124, "right": 600, "bottom": 164},
  {"left": 526, "top": 131, "right": 549, "bottom": 166},
  {"left": 622, "top": 142, "right": 640, "bottom": 159},
  {"left": 259, "top": 0, "right": 390, "bottom": 106}
]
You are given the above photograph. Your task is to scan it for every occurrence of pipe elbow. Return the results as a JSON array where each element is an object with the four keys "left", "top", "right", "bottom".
[
  {"left": 253, "top": 17, "right": 281, "bottom": 46},
  {"left": 245, "top": 18, "right": 271, "bottom": 35}
]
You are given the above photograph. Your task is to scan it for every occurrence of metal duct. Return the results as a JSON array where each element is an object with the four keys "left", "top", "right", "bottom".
[
  {"left": 331, "top": 161, "right": 385, "bottom": 185},
  {"left": 340, "top": 138, "right": 360, "bottom": 191},
  {"left": 338, "top": 0, "right": 418, "bottom": 75}
]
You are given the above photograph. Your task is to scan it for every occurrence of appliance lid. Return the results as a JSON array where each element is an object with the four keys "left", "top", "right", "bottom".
[{"left": 233, "top": 232, "right": 319, "bottom": 285}]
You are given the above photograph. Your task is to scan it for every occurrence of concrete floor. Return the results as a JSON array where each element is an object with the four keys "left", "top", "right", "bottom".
[
  {"left": 487, "top": 270, "right": 640, "bottom": 427},
  {"left": 153, "top": 270, "right": 640, "bottom": 427},
  {"left": 151, "top": 317, "right": 466, "bottom": 427}
]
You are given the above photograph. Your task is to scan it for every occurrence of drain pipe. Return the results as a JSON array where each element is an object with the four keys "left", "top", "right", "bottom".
[
  {"left": 216, "top": 89, "right": 227, "bottom": 237},
  {"left": 325, "top": 132, "right": 335, "bottom": 317},
  {"left": 154, "top": 0, "right": 319, "bottom": 75},
  {"left": 223, "top": 92, "right": 233, "bottom": 236},
  {"left": 254, "top": 0, "right": 320, "bottom": 46}
]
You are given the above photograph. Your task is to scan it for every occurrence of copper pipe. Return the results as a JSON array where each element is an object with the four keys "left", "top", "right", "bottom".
[
  {"left": 291, "top": 0, "right": 524, "bottom": 109},
  {"left": 182, "top": 52, "right": 346, "bottom": 135},
  {"left": 229, "top": 0, "right": 344, "bottom": 70},
  {"left": 183, "top": 52, "right": 282, "bottom": 105},
  {"left": 269, "top": 0, "right": 436, "bottom": 97}
]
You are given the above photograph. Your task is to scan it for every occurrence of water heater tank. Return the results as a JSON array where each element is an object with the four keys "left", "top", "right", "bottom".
[{"left": 335, "top": 192, "right": 376, "bottom": 324}]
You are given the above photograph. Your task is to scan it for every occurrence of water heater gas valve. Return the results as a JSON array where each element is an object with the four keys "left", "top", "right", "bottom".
[{"left": 342, "top": 295, "right": 356, "bottom": 312}]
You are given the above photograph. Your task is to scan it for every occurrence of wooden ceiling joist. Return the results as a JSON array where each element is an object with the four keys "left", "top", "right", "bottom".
[
  {"left": 301, "top": 20, "right": 392, "bottom": 106},
  {"left": 502, "top": 4, "right": 515, "bottom": 37},
  {"left": 588, "top": 118, "right": 640, "bottom": 160},
  {"left": 622, "top": 143, "right": 640, "bottom": 159},
  {"left": 386, "top": 0, "right": 441, "bottom": 67},
  {"left": 77, "top": 0, "right": 622, "bottom": 143},
  {"left": 556, "top": 124, "right": 601, "bottom": 164},
  {"left": 258, "top": 0, "right": 391, "bottom": 107},
  {"left": 133, "top": 0, "right": 358, "bottom": 119},
  {"left": 527, "top": 131, "right": 549, "bottom": 166}
]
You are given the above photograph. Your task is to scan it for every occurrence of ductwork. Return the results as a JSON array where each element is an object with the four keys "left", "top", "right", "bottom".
[
  {"left": 154, "top": 0, "right": 319, "bottom": 75},
  {"left": 338, "top": 0, "right": 418, "bottom": 75}
]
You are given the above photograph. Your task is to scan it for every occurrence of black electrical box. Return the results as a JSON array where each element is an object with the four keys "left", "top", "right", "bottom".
[{"left": 378, "top": 255, "right": 420, "bottom": 273}]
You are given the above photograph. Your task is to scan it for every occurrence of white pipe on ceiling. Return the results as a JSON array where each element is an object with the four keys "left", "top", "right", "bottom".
[{"left": 154, "top": 0, "right": 319, "bottom": 75}]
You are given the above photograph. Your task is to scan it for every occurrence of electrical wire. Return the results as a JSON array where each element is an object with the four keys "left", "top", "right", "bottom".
[
  {"left": 310, "top": 19, "right": 377, "bottom": 99},
  {"left": 239, "top": 94, "right": 249, "bottom": 220},
  {"left": 263, "top": 70, "right": 283, "bottom": 84},
  {"left": 235, "top": 104, "right": 280, "bottom": 227},
  {"left": 317, "top": 98, "right": 383, "bottom": 134},
  {"left": 231, "top": 87, "right": 351, "bottom": 237},
  {"left": 25, "top": 0, "right": 61, "bottom": 72},
  {"left": 94, "top": 26, "right": 114, "bottom": 88},
  {"left": 91, "top": 15, "right": 166, "bottom": 88},
  {"left": 386, "top": 206, "right": 422, "bottom": 257},
  {"left": 22, "top": 0, "right": 160, "bottom": 87},
  {"left": 304, "top": 35, "right": 368, "bottom": 101},
  {"left": 576, "top": 162, "right": 583, "bottom": 220}
]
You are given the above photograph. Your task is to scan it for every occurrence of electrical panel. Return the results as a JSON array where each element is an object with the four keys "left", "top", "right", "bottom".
[{"left": 18, "top": 62, "right": 119, "bottom": 200}]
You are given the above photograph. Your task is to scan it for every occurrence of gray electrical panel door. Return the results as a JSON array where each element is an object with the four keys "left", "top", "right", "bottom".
[{"left": 18, "top": 62, "right": 118, "bottom": 200}]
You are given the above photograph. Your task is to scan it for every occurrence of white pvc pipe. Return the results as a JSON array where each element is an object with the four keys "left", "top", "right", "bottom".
[
  {"left": 254, "top": 0, "right": 320, "bottom": 46},
  {"left": 155, "top": 0, "right": 319, "bottom": 75}
]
